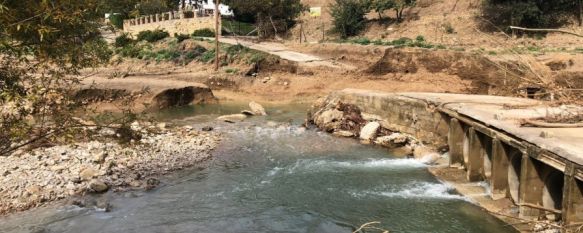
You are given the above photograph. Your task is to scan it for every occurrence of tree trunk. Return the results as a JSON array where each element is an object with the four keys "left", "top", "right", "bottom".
[{"left": 181, "top": 0, "right": 185, "bottom": 10}]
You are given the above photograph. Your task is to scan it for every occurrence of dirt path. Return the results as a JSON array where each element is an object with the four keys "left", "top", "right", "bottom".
[{"left": 218, "top": 37, "right": 355, "bottom": 69}]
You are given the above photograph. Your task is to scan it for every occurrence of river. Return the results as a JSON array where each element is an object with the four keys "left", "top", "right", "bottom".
[{"left": 0, "top": 102, "right": 516, "bottom": 233}]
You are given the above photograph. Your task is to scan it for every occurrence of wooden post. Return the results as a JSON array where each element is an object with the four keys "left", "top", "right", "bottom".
[{"left": 214, "top": 0, "right": 220, "bottom": 71}]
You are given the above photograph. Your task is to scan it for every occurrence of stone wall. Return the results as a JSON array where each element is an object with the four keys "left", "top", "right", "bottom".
[{"left": 123, "top": 11, "right": 217, "bottom": 37}]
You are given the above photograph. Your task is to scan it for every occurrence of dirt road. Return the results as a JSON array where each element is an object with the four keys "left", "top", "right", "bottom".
[{"left": 215, "top": 37, "right": 354, "bottom": 69}]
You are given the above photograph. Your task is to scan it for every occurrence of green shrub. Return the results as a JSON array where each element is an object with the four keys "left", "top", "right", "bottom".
[
  {"left": 117, "top": 44, "right": 142, "bottom": 58},
  {"left": 114, "top": 33, "right": 134, "bottom": 48},
  {"left": 192, "top": 28, "right": 215, "bottom": 37},
  {"left": 199, "top": 49, "right": 216, "bottom": 63},
  {"left": 389, "top": 37, "right": 413, "bottom": 46},
  {"left": 352, "top": 37, "right": 371, "bottom": 45},
  {"left": 136, "top": 29, "right": 169, "bottom": 43},
  {"left": 108, "top": 14, "right": 124, "bottom": 29},
  {"left": 226, "top": 44, "right": 249, "bottom": 56},
  {"left": 174, "top": 33, "right": 190, "bottom": 43},
  {"left": 415, "top": 35, "right": 425, "bottom": 42},
  {"left": 224, "top": 68, "right": 239, "bottom": 74},
  {"left": 442, "top": 22, "right": 455, "bottom": 34},
  {"left": 247, "top": 52, "right": 266, "bottom": 64},
  {"left": 330, "top": 0, "right": 369, "bottom": 38}
]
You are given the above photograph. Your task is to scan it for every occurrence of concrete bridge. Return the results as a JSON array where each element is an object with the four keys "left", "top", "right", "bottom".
[{"left": 321, "top": 89, "right": 583, "bottom": 229}]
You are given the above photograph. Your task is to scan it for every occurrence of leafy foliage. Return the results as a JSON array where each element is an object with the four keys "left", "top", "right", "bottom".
[
  {"left": 0, "top": 0, "right": 112, "bottom": 155},
  {"left": 192, "top": 28, "right": 216, "bottom": 37},
  {"left": 330, "top": 0, "right": 370, "bottom": 38},
  {"left": 136, "top": 29, "right": 170, "bottom": 42},
  {"left": 222, "top": 0, "right": 306, "bottom": 38},
  {"left": 481, "top": 0, "right": 579, "bottom": 31},
  {"left": 174, "top": 33, "right": 190, "bottom": 43},
  {"left": 115, "top": 33, "right": 135, "bottom": 47},
  {"left": 108, "top": 14, "right": 125, "bottom": 29}
]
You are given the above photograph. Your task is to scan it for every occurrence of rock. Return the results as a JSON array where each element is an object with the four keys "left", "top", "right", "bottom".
[
  {"left": 157, "top": 122, "right": 167, "bottom": 130},
  {"left": 418, "top": 152, "right": 441, "bottom": 165},
  {"left": 375, "top": 133, "right": 408, "bottom": 148},
  {"left": 129, "top": 180, "right": 142, "bottom": 187},
  {"left": 241, "top": 110, "right": 255, "bottom": 116},
  {"left": 201, "top": 126, "right": 213, "bottom": 131},
  {"left": 249, "top": 101, "right": 267, "bottom": 116},
  {"left": 92, "top": 152, "right": 107, "bottom": 163},
  {"left": 359, "top": 122, "right": 381, "bottom": 141},
  {"left": 413, "top": 146, "right": 435, "bottom": 159},
  {"left": 96, "top": 198, "right": 111, "bottom": 212},
  {"left": 88, "top": 179, "right": 109, "bottom": 193},
  {"left": 412, "top": 146, "right": 442, "bottom": 164},
  {"left": 145, "top": 178, "right": 160, "bottom": 190},
  {"left": 217, "top": 114, "right": 248, "bottom": 123},
  {"left": 388, "top": 146, "right": 414, "bottom": 157},
  {"left": 333, "top": 130, "right": 355, "bottom": 137},
  {"left": 130, "top": 121, "right": 140, "bottom": 131},
  {"left": 313, "top": 109, "right": 344, "bottom": 132},
  {"left": 79, "top": 168, "right": 98, "bottom": 181},
  {"left": 25, "top": 185, "right": 42, "bottom": 195}
]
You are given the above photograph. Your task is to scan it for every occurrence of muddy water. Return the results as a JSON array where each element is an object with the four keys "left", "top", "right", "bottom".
[{"left": 0, "top": 103, "right": 516, "bottom": 233}]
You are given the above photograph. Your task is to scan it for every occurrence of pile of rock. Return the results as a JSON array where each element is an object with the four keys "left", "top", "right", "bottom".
[
  {"left": 217, "top": 101, "right": 267, "bottom": 123},
  {"left": 0, "top": 122, "right": 221, "bottom": 215},
  {"left": 308, "top": 99, "right": 441, "bottom": 164}
]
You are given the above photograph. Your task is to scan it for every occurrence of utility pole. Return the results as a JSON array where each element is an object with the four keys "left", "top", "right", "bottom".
[{"left": 214, "top": 0, "right": 220, "bottom": 71}]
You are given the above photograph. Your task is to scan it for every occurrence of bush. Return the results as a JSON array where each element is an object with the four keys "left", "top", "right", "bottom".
[
  {"left": 352, "top": 37, "right": 371, "bottom": 45},
  {"left": 480, "top": 0, "right": 577, "bottom": 32},
  {"left": 199, "top": 49, "right": 216, "bottom": 63},
  {"left": 415, "top": 35, "right": 425, "bottom": 42},
  {"left": 136, "top": 29, "right": 169, "bottom": 43},
  {"left": 330, "top": 0, "right": 369, "bottom": 38},
  {"left": 174, "top": 33, "right": 190, "bottom": 43},
  {"left": 192, "top": 28, "right": 215, "bottom": 37},
  {"left": 108, "top": 14, "right": 124, "bottom": 29},
  {"left": 114, "top": 33, "right": 134, "bottom": 48}
]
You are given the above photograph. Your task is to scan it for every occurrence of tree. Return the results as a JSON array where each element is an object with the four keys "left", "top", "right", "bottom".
[
  {"left": 330, "top": 0, "right": 370, "bottom": 38},
  {"left": 371, "top": 0, "right": 395, "bottom": 21},
  {"left": 393, "top": 0, "right": 415, "bottom": 22},
  {"left": 222, "top": 0, "right": 306, "bottom": 38},
  {"left": 0, "top": 0, "right": 111, "bottom": 155},
  {"left": 481, "top": 0, "right": 578, "bottom": 31}
]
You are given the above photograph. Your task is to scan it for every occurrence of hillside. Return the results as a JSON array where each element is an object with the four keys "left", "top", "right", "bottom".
[{"left": 294, "top": 0, "right": 583, "bottom": 50}]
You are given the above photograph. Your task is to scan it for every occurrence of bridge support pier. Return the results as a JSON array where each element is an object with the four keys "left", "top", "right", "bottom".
[
  {"left": 491, "top": 139, "right": 510, "bottom": 200},
  {"left": 465, "top": 127, "right": 484, "bottom": 182},
  {"left": 448, "top": 118, "right": 465, "bottom": 168}
]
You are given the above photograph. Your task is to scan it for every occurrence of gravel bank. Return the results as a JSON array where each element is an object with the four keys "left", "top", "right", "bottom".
[{"left": 0, "top": 124, "right": 221, "bottom": 215}]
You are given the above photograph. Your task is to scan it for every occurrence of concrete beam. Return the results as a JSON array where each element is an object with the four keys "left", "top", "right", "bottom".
[
  {"left": 448, "top": 118, "right": 465, "bottom": 167},
  {"left": 465, "top": 127, "right": 484, "bottom": 182},
  {"left": 491, "top": 139, "right": 510, "bottom": 200}
]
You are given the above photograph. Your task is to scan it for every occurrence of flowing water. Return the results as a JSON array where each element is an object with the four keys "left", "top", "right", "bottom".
[{"left": 0, "top": 103, "right": 516, "bottom": 233}]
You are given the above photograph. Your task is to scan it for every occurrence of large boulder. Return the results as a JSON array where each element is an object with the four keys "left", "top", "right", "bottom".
[
  {"left": 88, "top": 179, "right": 109, "bottom": 193},
  {"left": 374, "top": 133, "right": 408, "bottom": 148},
  {"left": 359, "top": 122, "right": 381, "bottom": 141},
  {"left": 313, "top": 109, "right": 344, "bottom": 132},
  {"left": 249, "top": 101, "right": 267, "bottom": 116}
]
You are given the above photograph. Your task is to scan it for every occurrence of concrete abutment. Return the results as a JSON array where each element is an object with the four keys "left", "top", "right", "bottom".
[{"left": 312, "top": 89, "right": 583, "bottom": 229}]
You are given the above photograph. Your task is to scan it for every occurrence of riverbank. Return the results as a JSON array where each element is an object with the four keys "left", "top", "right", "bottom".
[{"left": 0, "top": 123, "right": 221, "bottom": 215}]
